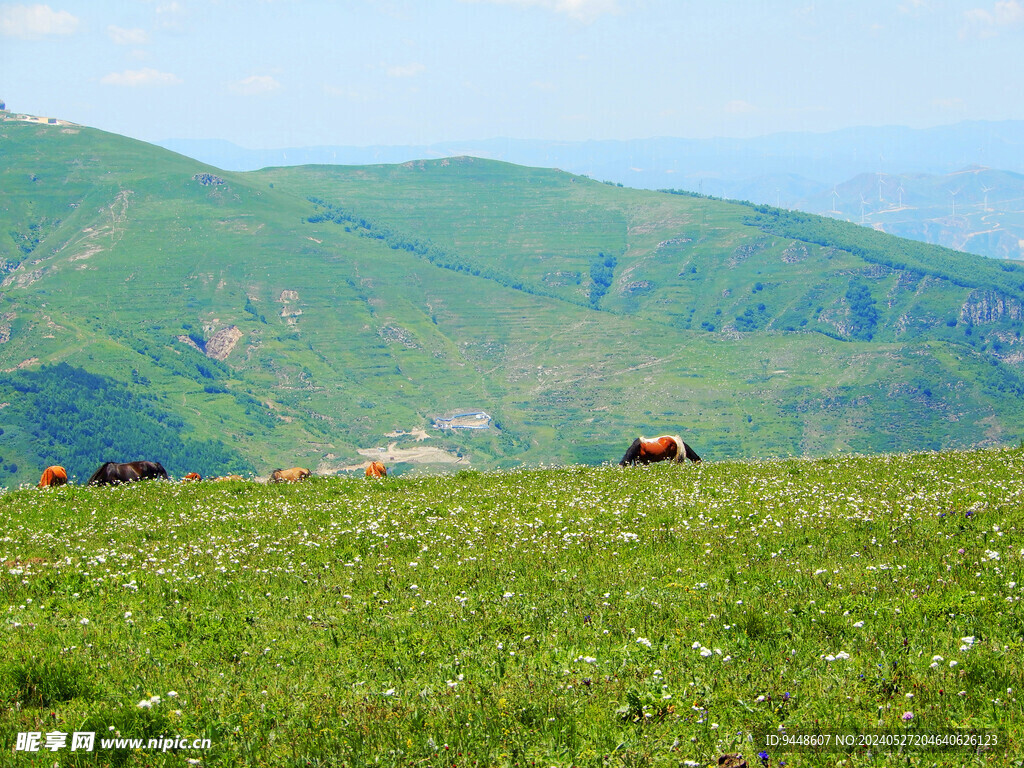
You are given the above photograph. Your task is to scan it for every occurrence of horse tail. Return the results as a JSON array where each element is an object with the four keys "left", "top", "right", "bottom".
[{"left": 619, "top": 438, "right": 642, "bottom": 466}]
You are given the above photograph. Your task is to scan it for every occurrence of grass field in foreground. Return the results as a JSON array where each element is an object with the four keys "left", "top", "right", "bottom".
[{"left": 1, "top": 450, "right": 1022, "bottom": 767}]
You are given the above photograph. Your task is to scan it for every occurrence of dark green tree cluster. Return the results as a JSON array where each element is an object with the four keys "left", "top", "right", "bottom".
[
  {"left": 589, "top": 253, "right": 617, "bottom": 307},
  {"left": 8, "top": 217, "right": 60, "bottom": 258},
  {"left": 845, "top": 281, "right": 879, "bottom": 340},
  {"left": 657, "top": 188, "right": 716, "bottom": 201},
  {"left": 734, "top": 303, "right": 769, "bottom": 332},
  {"left": 243, "top": 297, "right": 268, "bottom": 324},
  {"left": 0, "top": 363, "right": 252, "bottom": 483}
]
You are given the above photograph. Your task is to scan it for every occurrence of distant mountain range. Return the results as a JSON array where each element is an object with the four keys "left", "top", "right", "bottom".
[
  {"left": 159, "top": 121, "right": 1024, "bottom": 261},
  {"left": 2, "top": 116, "right": 1024, "bottom": 486},
  {"left": 805, "top": 167, "right": 1024, "bottom": 262}
]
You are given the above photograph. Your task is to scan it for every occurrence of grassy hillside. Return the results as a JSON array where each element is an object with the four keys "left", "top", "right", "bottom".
[
  {"left": 1, "top": 451, "right": 1021, "bottom": 766},
  {"left": 2, "top": 118, "right": 1024, "bottom": 484}
]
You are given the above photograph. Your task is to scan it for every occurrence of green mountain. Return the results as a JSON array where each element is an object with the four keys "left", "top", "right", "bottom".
[{"left": 2, "top": 116, "right": 1023, "bottom": 485}]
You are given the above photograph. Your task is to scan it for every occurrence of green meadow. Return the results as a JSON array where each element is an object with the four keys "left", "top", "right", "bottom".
[{"left": 2, "top": 450, "right": 1021, "bottom": 767}]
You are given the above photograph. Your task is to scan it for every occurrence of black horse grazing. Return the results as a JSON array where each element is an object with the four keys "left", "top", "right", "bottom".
[
  {"left": 88, "top": 461, "right": 169, "bottom": 486},
  {"left": 619, "top": 434, "right": 702, "bottom": 466}
]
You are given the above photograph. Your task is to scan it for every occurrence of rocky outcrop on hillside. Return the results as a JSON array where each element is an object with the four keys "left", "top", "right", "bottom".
[
  {"left": 960, "top": 289, "right": 1024, "bottom": 325},
  {"left": 781, "top": 241, "right": 809, "bottom": 263},
  {"left": 176, "top": 335, "right": 203, "bottom": 353},
  {"left": 176, "top": 325, "right": 242, "bottom": 360},
  {"left": 1, "top": 268, "right": 44, "bottom": 288},
  {"left": 205, "top": 326, "right": 243, "bottom": 360}
]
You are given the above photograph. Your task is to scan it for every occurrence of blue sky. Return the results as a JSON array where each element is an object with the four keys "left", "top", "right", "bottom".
[{"left": 1, "top": 0, "right": 1023, "bottom": 148}]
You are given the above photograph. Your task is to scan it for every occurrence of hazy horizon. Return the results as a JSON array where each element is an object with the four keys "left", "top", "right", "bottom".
[{"left": 3, "top": 0, "right": 1023, "bottom": 150}]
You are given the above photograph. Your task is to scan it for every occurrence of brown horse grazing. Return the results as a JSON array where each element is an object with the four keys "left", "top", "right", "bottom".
[
  {"left": 182, "top": 472, "right": 202, "bottom": 482},
  {"left": 38, "top": 466, "right": 68, "bottom": 488},
  {"left": 270, "top": 467, "right": 311, "bottom": 483},
  {"left": 88, "top": 461, "right": 169, "bottom": 486},
  {"left": 619, "top": 434, "right": 702, "bottom": 466},
  {"left": 365, "top": 461, "right": 387, "bottom": 479},
  {"left": 214, "top": 474, "right": 245, "bottom": 482}
]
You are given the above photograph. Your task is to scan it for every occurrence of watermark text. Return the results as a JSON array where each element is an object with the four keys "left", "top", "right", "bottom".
[{"left": 16, "top": 731, "right": 211, "bottom": 753}]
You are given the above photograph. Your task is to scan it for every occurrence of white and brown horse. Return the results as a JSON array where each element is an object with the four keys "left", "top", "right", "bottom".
[{"left": 619, "top": 434, "right": 701, "bottom": 466}]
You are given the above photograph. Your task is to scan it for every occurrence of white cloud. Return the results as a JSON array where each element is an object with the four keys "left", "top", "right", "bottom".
[
  {"left": 155, "top": 1, "right": 186, "bottom": 31},
  {"left": 460, "top": 0, "right": 621, "bottom": 23},
  {"left": 0, "top": 3, "right": 79, "bottom": 38},
  {"left": 107, "top": 25, "right": 148, "bottom": 45},
  {"left": 386, "top": 62, "right": 425, "bottom": 78},
  {"left": 230, "top": 75, "right": 282, "bottom": 95},
  {"left": 963, "top": 0, "right": 1024, "bottom": 36},
  {"left": 100, "top": 68, "right": 182, "bottom": 87},
  {"left": 993, "top": 0, "right": 1024, "bottom": 23}
]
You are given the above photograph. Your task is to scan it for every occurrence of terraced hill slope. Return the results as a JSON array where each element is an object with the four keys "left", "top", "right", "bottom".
[{"left": 1, "top": 118, "right": 1023, "bottom": 485}]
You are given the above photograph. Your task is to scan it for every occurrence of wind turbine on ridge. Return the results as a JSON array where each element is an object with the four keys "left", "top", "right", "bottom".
[
  {"left": 877, "top": 154, "right": 886, "bottom": 204},
  {"left": 981, "top": 184, "right": 993, "bottom": 212}
]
